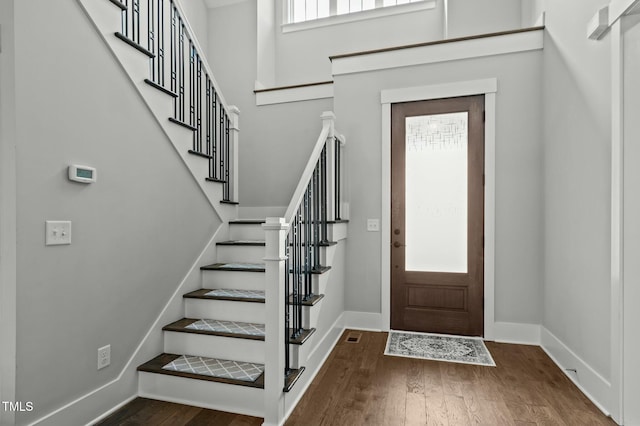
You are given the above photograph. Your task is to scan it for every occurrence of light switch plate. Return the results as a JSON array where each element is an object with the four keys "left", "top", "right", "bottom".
[
  {"left": 45, "top": 221, "right": 72, "bottom": 246},
  {"left": 367, "top": 219, "right": 380, "bottom": 232}
]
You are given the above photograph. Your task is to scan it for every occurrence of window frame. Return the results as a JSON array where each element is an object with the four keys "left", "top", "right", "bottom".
[{"left": 282, "top": 0, "right": 436, "bottom": 33}]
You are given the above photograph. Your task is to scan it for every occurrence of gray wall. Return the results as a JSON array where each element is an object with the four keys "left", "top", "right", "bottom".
[
  {"left": 447, "top": 0, "right": 522, "bottom": 38},
  {"left": 623, "top": 15, "right": 640, "bottom": 424},
  {"left": 208, "top": 1, "right": 333, "bottom": 210},
  {"left": 0, "top": 0, "right": 18, "bottom": 424},
  {"left": 334, "top": 51, "right": 544, "bottom": 321},
  {"left": 177, "top": 0, "right": 209, "bottom": 54},
  {"left": 13, "top": 1, "right": 220, "bottom": 423},
  {"left": 274, "top": 1, "right": 445, "bottom": 85},
  {"left": 541, "top": 0, "right": 612, "bottom": 381}
]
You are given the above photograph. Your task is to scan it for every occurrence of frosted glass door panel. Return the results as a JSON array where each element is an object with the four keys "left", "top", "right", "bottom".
[{"left": 405, "top": 113, "right": 468, "bottom": 273}]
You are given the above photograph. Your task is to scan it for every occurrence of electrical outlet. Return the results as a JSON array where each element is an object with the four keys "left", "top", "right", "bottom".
[{"left": 97, "top": 345, "right": 110, "bottom": 370}]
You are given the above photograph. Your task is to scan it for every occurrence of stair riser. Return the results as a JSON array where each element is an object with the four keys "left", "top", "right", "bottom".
[
  {"left": 288, "top": 274, "right": 328, "bottom": 296},
  {"left": 286, "top": 304, "right": 319, "bottom": 330},
  {"left": 164, "top": 332, "right": 264, "bottom": 364},
  {"left": 216, "top": 245, "right": 265, "bottom": 264},
  {"left": 185, "top": 299, "right": 265, "bottom": 323},
  {"left": 139, "top": 372, "right": 264, "bottom": 417},
  {"left": 201, "top": 270, "right": 265, "bottom": 291},
  {"left": 288, "top": 336, "right": 316, "bottom": 370},
  {"left": 229, "top": 224, "right": 265, "bottom": 241},
  {"left": 138, "top": 82, "right": 174, "bottom": 124}
]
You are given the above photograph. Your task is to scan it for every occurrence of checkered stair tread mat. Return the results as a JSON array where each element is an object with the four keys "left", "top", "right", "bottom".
[
  {"left": 185, "top": 319, "right": 265, "bottom": 337},
  {"left": 162, "top": 355, "right": 264, "bottom": 382},
  {"left": 204, "top": 289, "right": 265, "bottom": 300},
  {"left": 218, "top": 262, "right": 265, "bottom": 269}
]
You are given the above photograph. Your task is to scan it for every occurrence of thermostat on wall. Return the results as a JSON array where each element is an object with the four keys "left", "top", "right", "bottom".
[{"left": 68, "top": 165, "right": 97, "bottom": 183}]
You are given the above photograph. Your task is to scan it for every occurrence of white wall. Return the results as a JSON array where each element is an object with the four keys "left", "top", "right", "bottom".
[
  {"left": 334, "top": 50, "right": 544, "bottom": 323},
  {"left": 176, "top": 0, "right": 210, "bottom": 54},
  {"left": 12, "top": 1, "right": 221, "bottom": 424},
  {"left": 0, "top": 1, "right": 18, "bottom": 425},
  {"left": 273, "top": 1, "right": 444, "bottom": 85},
  {"left": 623, "top": 13, "right": 640, "bottom": 425},
  {"left": 208, "top": 1, "right": 333, "bottom": 211},
  {"left": 446, "top": 0, "right": 522, "bottom": 38},
  {"left": 541, "top": 0, "right": 612, "bottom": 391}
]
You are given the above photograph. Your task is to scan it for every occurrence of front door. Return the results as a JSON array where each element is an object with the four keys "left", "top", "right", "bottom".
[{"left": 391, "top": 95, "right": 485, "bottom": 336}]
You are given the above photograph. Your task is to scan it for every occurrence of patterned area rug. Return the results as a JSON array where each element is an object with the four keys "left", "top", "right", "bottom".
[
  {"left": 384, "top": 331, "right": 495, "bottom": 366},
  {"left": 163, "top": 355, "right": 264, "bottom": 382}
]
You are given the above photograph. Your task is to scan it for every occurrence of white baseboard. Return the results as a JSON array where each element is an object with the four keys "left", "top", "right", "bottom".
[
  {"left": 540, "top": 327, "right": 612, "bottom": 417},
  {"left": 492, "top": 321, "right": 541, "bottom": 345},
  {"left": 343, "top": 311, "right": 383, "bottom": 331}
]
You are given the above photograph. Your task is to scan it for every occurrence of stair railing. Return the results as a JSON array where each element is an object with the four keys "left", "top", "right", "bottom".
[
  {"left": 262, "top": 112, "right": 346, "bottom": 426},
  {"left": 114, "top": 0, "right": 238, "bottom": 202}
]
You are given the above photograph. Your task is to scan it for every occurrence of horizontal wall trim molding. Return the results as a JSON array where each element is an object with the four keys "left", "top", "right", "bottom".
[
  {"left": 381, "top": 78, "right": 497, "bottom": 104},
  {"left": 540, "top": 327, "right": 612, "bottom": 417},
  {"left": 255, "top": 82, "right": 334, "bottom": 105},
  {"left": 343, "top": 311, "right": 383, "bottom": 331},
  {"left": 332, "top": 27, "right": 544, "bottom": 76},
  {"left": 492, "top": 322, "right": 541, "bottom": 345}
]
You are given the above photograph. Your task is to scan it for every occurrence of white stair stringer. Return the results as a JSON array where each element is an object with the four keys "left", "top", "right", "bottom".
[
  {"left": 76, "top": 0, "right": 237, "bottom": 222},
  {"left": 138, "top": 372, "right": 264, "bottom": 417},
  {"left": 164, "top": 332, "right": 265, "bottom": 364}
]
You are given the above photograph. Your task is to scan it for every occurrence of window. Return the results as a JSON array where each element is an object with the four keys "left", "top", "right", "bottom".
[{"left": 287, "top": 0, "right": 426, "bottom": 24}]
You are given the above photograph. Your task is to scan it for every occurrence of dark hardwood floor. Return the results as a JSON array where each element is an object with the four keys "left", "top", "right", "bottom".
[{"left": 98, "top": 330, "right": 616, "bottom": 425}]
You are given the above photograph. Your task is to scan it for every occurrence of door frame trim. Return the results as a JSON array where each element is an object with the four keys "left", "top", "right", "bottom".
[{"left": 380, "top": 78, "right": 497, "bottom": 339}]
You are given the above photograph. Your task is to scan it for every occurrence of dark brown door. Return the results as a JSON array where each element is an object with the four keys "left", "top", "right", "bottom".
[{"left": 391, "top": 95, "right": 484, "bottom": 336}]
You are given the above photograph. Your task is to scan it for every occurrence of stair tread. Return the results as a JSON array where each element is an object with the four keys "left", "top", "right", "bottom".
[
  {"left": 163, "top": 318, "right": 315, "bottom": 344},
  {"left": 138, "top": 353, "right": 264, "bottom": 388},
  {"left": 201, "top": 262, "right": 265, "bottom": 272},
  {"left": 288, "top": 293, "right": 324, "bottom": 306},
  {"left": 164, "top": 318, "right": 265, "bottom": 339},
  {"left": 229, "top": 219, "right": 266, "bottom": 225},
  {"left": 217, "top": 240, "right": 266, "bottom": 246},
  {"left": 184, "top": 288, "right": 265, "bottom": 303}
]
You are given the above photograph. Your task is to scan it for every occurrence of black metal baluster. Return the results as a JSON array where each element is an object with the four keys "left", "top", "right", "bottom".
[
  {"left": 206, "top": 77, "right": 211, "bottom": 161},
  {"left": 189, "top": 41, "right": 195, "bottom": 136},
  {"left": 196, "top": 56, "right": 202, "bottom": 153},
  {"left": 297, "top": 208, "right": 303, "bottom": 337},
  {"left": 219, "top": 107, "right": 225, "bottom": 182},
  {"left": 224, "top": 114, "right": 230, "bottom": 200},
  {"left": 304, "top": 185, "right": 312, "bottom": 300},
  {"left": 178, "top": 20, "right": 185, "bottom": 122},
  {"left": 211, "top": 89, "right": 218, "bottom": 179},
  {"left": 335, "top": 136, "right": 342, "bottom": 220},
  {"left": 320, "top": 144, "right": 329, "bottom": 243},
  {"left": 284, "top": 239, "right": 291, "bottom": 377},
  {"left": 313, "top": 163, "right": 320, "bottom": 270},
  {"left": 158, "top": 0, "right": 165, "bottom": 86},
  {"left": 148, "top": 0, "right": 155, "bottom": 80},
  {"left": 170, "top": 3, "right": 177, "bottom": 115},
  {"left": 121, "top": 0, "right": 129, "bottom": 38},
  {"left": 132, "top": 0, "right": 140, "bottom": 45}
]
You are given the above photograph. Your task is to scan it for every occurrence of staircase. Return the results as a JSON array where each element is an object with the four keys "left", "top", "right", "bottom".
[{"left": 77, "top": 0, "right": 347, "bottom": 424}]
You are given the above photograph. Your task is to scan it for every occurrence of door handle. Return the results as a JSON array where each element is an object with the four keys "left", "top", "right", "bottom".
[{"left": 393, "top": 241, "right": 405, "bottom": 248}]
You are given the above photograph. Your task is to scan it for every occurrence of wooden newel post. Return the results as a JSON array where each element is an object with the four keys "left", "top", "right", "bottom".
[
  {"left": 321, "top": 111, "right": 337, "bottom": 221},
  {"left": 262, "top": 217, "right": 289, "bottom": 426},
  {"left": 228, "top": 105, "right": 240, "bottom": 202}
]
